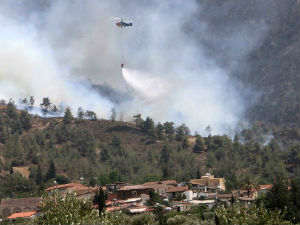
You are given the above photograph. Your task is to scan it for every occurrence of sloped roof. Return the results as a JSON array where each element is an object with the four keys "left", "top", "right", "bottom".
[
  {"left": 166, "top": 186, "right": 188, "bottom": 193},
  {"left": 144, "top": 180, "right": 177, "bottom": 185},
  {"left": 7, "top": 211, "right": 37, "bottom": 219},
  {"left": 189, "top": 179, "right": 205, "bottom": 185},
  {"left": 238, "top": 196, "right": 255, "bottom": 201},
  {"left": 75, "top": 187, "right": 98, "bottom": 196},
  {"left": 0, "top": 197, "right": 41, "bottom": 208},
  {"left": 45, "top": 183, "right": 87, "bottom": 191},
  {"left": 207, "top": 193, "right": 238, "bottom": 200},
  {"left": 142, "top": 183, "right": 171, "bottom": 190},
  {"left": 118, "top": 185, "right": 151, "bottom": 191},
  {"left": 259, "top": 184, "right": 272, "bottom": 190}
]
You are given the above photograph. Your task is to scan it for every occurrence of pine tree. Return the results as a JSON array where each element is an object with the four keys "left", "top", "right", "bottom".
[
  {"left": 142, "top": 117, "right": 154, "bottom": 132},
  {"left": 6, "top": 100, "right": 18, "bottom": 119},
  {"left": 162, "top": 165, "right": 169, "bottom": 180},
  {"left": 100, "top": 148, "right": 109, "bottom": 161},
  {"left": 193, "top": 136, "right": 205, "bottom": 153},
  {"left": 98, "top": 187, "right": 106, "bottom": 216},
  {"left": 156, "top": 123, "right": 164, "bottom": 140},
  {"left": 181, "top": 136, "right": 189, "bottom": 149},
  {"left": 36, "top": 164, "right": 43, "bottom": 185},
  {"left": 265, "top": 177, "right": 289, "bottom": 212},
  {"left": 175, "top": 125, "right": 185, "bottom": 141},
  {"left": 46, "top": 160, "right": 56, "bottom": 181},
  {"left": 77, "top": 107, "right": 84, "bottom": 119},
  {"left": 40, "top": 97, "right": 52, "bottom": 116},
  {"left": 20, "top": 110, "right": 32, "bottom": 131},
  {"left": 196, "top": 167, "right": 201, "bottom": 179},
  {"left": 63, "top": 108, "right": 73, "bottom": 125},
  {"left": 161, "top": 145, "right": 171, "bottom": 164},
  {"left": 29, "top": 96, "right": 35, "bottom": 110},
  {"left": 0, "top": 114, "right": 7, "bottom": 144},
  {"left": 163, "top": 121, "right": 174, "bottom": 135},
  {"left": 52, "top": 105, "right": 58, "bottom": 113},
  {"left": 289, "top": 177, "right": 300, "bottom": 223}
]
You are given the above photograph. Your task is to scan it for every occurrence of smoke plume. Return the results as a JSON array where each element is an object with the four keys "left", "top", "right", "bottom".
[{"left": 0, "top": 0, "right": 271, "bottom": 134}]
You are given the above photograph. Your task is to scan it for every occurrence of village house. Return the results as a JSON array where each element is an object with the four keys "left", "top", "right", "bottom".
[
  {"left": 116, "top": 185, "right": 154, "bottom": 200},
  {"left": 190, "top": 199, "right": 215, "bottom": 209},
  {"left": 142, "top": 183, "right": 173, "bottom": 196},
  {"left": 171, "top": 201, "right": 192, "bottom": 212},
  {"left": 165, "top": 186, "right": 189, "bottom": 200},
  {"left": 190, "top": 173, "right": 226, "bottom": 192},
  {"left": 206, "top": 193, "right": 238, "bottom": 205},
  {"left": 45, "top": 182, "right": 98, "bottom": 200},
  {"left": 0, "top": 197, "right": 41, "bottom": 219},
  {"left": 105, "top": 182, "right": 128, "bottom": 192}
]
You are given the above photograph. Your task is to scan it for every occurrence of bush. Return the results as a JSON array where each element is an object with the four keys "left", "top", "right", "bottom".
[
  {"left": 32, "top": 191, "right": 101, "bottom": 225},
  {"left": 130, "top": 213, "right": 158, "bottom": 225},
  {"left": 55, "top": 175, "right": 70, "bottom": 184},
  {"left": 166, "top": 215, "right": 213, "bottom": 225},
  {"left": 214, "top": 203, "right": 292, "bottom": 225}
]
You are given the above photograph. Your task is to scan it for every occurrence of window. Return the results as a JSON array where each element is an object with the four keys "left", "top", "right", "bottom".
[{"left": 132, "top": 191, "right": 137, "bottom": 197}]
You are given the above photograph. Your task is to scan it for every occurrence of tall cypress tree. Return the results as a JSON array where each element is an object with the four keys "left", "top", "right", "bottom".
[
  {"left": 46, "top": 160, "right": 56, "bottom": 181},
  {"left": 36, "top": 164, "right": 43, "bottom": 185},
  {"left": 289, "top": 177, "right": 300, "bottom": 223},
  {"left": 98, "top": 187, "right": 106, "bottom": 216}
]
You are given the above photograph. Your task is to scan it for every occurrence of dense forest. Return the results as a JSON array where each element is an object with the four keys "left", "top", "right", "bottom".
[{"left": 0, "top": 100, "right": 299, "bottom": 199}]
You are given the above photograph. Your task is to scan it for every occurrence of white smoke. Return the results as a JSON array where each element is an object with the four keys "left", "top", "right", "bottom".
[
  {"left": 0, "top": 0, "right": 270, "bottom": 134},
  {"left": 122, "top": 68, "right": 171, "bottom": 101},
  {"left": 0, "top": 12, "right": 113, "bottom": 117},
  {"left": 121, "top": 67, "right": 243, "bottom": 134}
]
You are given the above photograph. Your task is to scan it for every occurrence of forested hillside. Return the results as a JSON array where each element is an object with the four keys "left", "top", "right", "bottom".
[{"left": 0, "top": 102, "right": 299, "bottom": 199}]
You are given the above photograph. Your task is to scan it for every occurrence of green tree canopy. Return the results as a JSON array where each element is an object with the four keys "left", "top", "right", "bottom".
[{"left": 63, "top": 108, "right": 74, "bottom": 125}]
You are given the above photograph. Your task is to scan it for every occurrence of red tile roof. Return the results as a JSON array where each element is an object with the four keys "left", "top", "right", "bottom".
[
  {"left": 7, "top": 211, "right": 37, "bottom": 219},
  {"left": 106, "top": 206, "right": 121, "bottom": 212},
  {"left": 166, "top": 186, "right": 188, "bottom": 193}
]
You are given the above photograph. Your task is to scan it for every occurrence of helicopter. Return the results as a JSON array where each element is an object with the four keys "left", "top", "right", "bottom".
[{"left": 113, "top": 18, "right": 133, "bottom": 28}]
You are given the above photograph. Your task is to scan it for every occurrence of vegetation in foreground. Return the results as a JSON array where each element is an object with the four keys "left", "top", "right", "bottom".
[{"left": 27, "top": 190, "right": 293, "bottom": 225}]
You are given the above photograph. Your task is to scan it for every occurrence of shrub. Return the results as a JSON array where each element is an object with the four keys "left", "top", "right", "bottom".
[
  {"left": 32, "top": 191, "right": 101, "bottom": 225},
  {"left": 215, "top": 203, "right": 292, "bottom": 225}
]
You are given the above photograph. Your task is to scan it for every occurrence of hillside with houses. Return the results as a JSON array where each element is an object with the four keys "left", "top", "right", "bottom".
[
  {"left": 0, "top": 101, "right": 299, "bottom": 224},
  {"left": 0, "top": 172, "right": 298, "bottom": 224}
]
